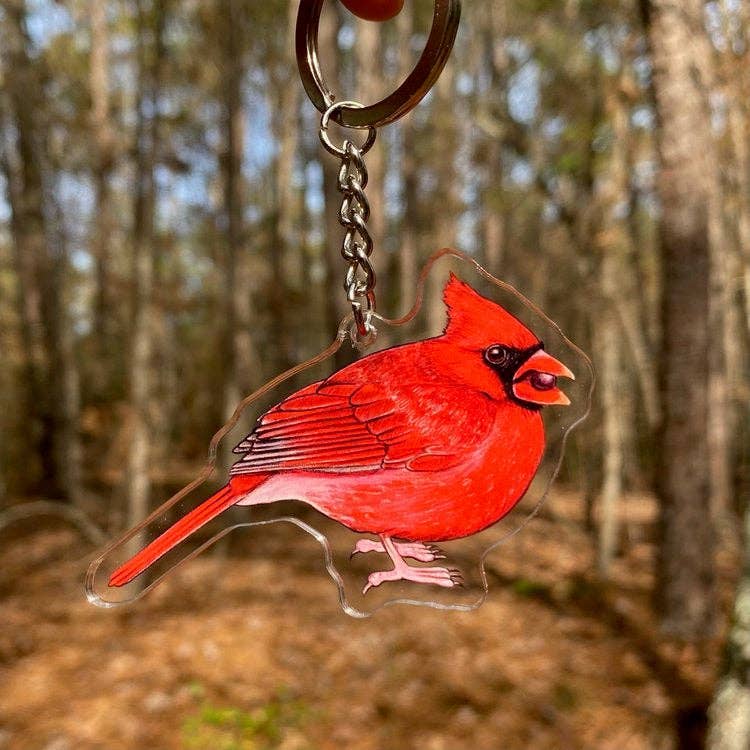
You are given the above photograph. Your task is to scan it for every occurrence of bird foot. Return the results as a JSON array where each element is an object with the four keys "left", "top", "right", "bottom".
[
  {"left": 362, "top": 564, "right": 463, "bottom": 594},
  {"left": 351, "top": 539, "right": 445, "bottom": 563}
]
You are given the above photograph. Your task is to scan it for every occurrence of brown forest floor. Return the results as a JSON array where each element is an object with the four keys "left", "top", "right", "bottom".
[{"left": 0, "top": 491, "right": 735, "bottom": 750}]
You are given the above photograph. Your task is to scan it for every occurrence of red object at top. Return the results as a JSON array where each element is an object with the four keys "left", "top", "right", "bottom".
[{"left": 339, "top": 0, "right": 404, "bottom": 21}]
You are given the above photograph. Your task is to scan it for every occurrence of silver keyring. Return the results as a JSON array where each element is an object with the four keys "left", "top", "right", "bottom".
[
  {"left": 296, "top": 0, "right": 462, "bottom": 129},
  {"left": 320, "top": 101, "right": 377, "bottom": 157}
]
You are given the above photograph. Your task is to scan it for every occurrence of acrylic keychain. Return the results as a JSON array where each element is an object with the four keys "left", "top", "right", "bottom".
[{"left": 87, "top": 0, "right": 593, "bottom": 617}]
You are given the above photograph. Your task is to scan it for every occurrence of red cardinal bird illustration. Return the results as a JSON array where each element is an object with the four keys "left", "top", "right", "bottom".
[{"left": 109, "top": 274, "right": 574, "bottom": 593}]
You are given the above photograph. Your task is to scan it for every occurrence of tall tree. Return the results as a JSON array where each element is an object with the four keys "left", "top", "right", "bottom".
[
  {"left": 355, "top": 15, "right": 386, "bottom": 296},
  {"left": 707, "top": 498, "right": 750, "bottom": 749},
  {"left": 0, "top": 0, "right": 74, "bottom": 500},
  {"left": 595, "top": 75, "right": 633, "bottom": 576},
  {"left": 395, "top": 4, "right": 418, "bottom": 310},
  {"left": 268, "top": 0, "right": 302, "bottom": 370},
  {"left": 219, "top": 0, "right": 256, "bottom": 423},
  {"left": 427, "top": 59, "right": 459, "bottom": 331},
  {"left": 716, "top": 1, "right": 750, "bottom": 504},
  {"left": 318, "top": 4, "right": 351, "bottom": 351},
  {"left": 479, "top": 0, "right": 509, "bottom": 274},
  {"left": 88, "top": 0, "right": 117, "bottom": 400},
  {"left": 642, "top": 0, "right": 716, "bottom": 636},
  {"left": 125, "top": 0, "right": 167, "bottom": 533}
]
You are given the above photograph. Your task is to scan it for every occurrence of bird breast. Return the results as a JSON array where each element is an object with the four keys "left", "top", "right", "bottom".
[{"left": 239, "top": 405, "right": 545, "bottom": 543}]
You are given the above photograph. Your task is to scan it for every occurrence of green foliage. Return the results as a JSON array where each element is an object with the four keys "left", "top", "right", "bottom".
[
  {"left": 555, "top": 150, "right": 585, "bottom": 177},
  {"left": 511, "top": 577, "right": 549, "bottom": 597},
  {"left": 181, "top": 687, "right": 311, "bottom": 750},
  {"left": 517, "top": 0, "right": 561, "bottom": 14}
]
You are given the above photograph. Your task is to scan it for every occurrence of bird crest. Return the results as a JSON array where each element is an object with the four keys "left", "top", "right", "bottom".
[{"left": 442, "top": 273, "right": 538, "bottom": 349}]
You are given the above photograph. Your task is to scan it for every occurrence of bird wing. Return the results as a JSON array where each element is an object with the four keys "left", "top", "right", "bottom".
[{"left": 229, "top": 378, "right": 495, "bottom": 476}]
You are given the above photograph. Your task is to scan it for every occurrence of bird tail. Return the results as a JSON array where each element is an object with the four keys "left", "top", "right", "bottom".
[{"left": 108, "top": 477, "right": 262, "bottom": 588}]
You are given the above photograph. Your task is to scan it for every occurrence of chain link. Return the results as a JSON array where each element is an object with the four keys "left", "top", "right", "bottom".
[{"left": 319, "top": 102, "right": 378, "bottom": 339}]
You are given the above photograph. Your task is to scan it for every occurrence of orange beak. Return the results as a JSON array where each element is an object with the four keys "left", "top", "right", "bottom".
[{"left": 512, "top": 349, "right": 575, "bottom": 407}]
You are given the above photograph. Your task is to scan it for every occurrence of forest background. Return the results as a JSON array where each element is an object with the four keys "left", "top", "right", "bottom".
[{"left": 1, "top": 0, "right": 749, "bottom": 748}]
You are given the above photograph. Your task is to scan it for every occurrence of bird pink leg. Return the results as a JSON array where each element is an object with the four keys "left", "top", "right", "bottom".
[
  {"left": 351, "top": 538, "right": 445, "bottom": 562},
  {"left": 362, "top": 536, "right": 463, "bottom": 594}
]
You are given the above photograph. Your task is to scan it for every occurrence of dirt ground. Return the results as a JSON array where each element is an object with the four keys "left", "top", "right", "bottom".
[{"left": 0, "top": 492, "right": 731, "bottom": 750}]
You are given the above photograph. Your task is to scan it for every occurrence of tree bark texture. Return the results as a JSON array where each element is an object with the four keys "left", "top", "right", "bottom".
[
  {"left": 268, "top": 0, "right": 301, "bottom": 370},
  {"left": 355, "top": 16, "right": 386, "bottom": 298},
  {"left": 318, "top": 4, "right": 352, "bottom": 367},
  {"left": 480, "top": 1, "right": 509, "bottom": 275},
  {"left": 1, "top": 0, "right": 66, "bottom": 498},
  {"left": 396, "top": 5, "right": 418, "bottom": 313},
  {"left": 427, "top": 64, "right": 458, "bottom": 333},
  {"left": 645, "top": 0, "right": 716, "bottom": 637},
  {"left": 596, "top": 251, "right": 626, "bottom": 576},
  {"left": 220, "top": 0, "right": 258, "bottom": 432},
  {"left": 707, "top": 498, "right": 750, "bottom": 750},
  {"left": 594, "top": 80, "right": 633, "bottom": 576},
  {"left": 125, "top": 0, "right": 165, "bottom": 533},
  {"left": 88, "top": 0, "right": 117, "bottom": 400}
]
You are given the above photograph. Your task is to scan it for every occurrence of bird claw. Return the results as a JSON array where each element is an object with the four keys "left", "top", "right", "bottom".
[
  {"left": 351, "top": 539, "right": 446, "bottom": 563},
  {"left": 355, "top": 537, "right": 462, "bottom": 594},
  {"left": 362, "top": 565, "right": 464, "bottom": 594}
]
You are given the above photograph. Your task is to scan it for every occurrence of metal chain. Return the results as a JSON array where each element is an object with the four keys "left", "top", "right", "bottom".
[{"left": 319, "top": 101, "right": 378, "bottom": 339}]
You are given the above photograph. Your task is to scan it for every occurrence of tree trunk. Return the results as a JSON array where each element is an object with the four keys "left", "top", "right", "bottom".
[
  {"left": 723, "top": 2, "right": 750, "bottom": 338},
  {"left": 0, "top": 0, "right": 63, "bottom": 498},
  {"left": 644, "top": 0, "right": 716, "bottom": 637},
  {"left": 706, "top": 10, "right": 750, "bottom": 742},
  {"left": 48, "top": 196, "right": 84, "bottom": 507},
  {"left": 219, "top": 0, "right": 245, "bottom": 429},
  {"left": 721, "top": 26, "right": 750, "bottom": 509},
  {"left": 481, "top": 0, "right": 509, "bottom": 274},
  {"left": 88, "top": 0, "right": 117, "bottom": 402},
  {"left": 319, "top": 5, "right": 351, "bottom": 359},
  {"left": 702, "top": 21, "right": 738, "bottom": 524},
  {"left": 218, "top": 0, "right": 260, "bottom": 451},
  {"left": 397, "top": 5, "right": 417, "bottom": 314},
  {"left": 125, "top": 0, "right": 165, "bottom": 534},
  {"left": 706, "top": 498, "right": 750, "bottom": 749},
  {"left": 596, "top": 256, "right": 625, "bottom": 576},
  {"left": 595, "top": 80, "right": 633, "bottom": 576},
  {"left": 725, "top": 94, "right": 750, "bottom": 352},
  {"left": 707, "top": 222, "right": 738, "bottom": 522},
  {"left": 355, "top": 17, "right": 386, "bottom": 301},
  {"left": 428, "top": 64, "right": 458, "bottom": 332},
  {"left": 269, "top": 0, "right": 301, "bottom": 370}
]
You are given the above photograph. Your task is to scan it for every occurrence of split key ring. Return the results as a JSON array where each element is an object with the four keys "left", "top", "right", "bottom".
[{"left": 296, "top": 0, "right": 462, "bottom": 130}]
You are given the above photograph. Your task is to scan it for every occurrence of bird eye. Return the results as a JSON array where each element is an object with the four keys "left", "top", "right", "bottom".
[{"left": 485, "top": 345, "right": 509, "bottom": 366}]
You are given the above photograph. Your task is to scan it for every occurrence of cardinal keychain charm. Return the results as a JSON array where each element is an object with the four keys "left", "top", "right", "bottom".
[{"left": 87, "top": 0, "right": 593, "bottom": 617}]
